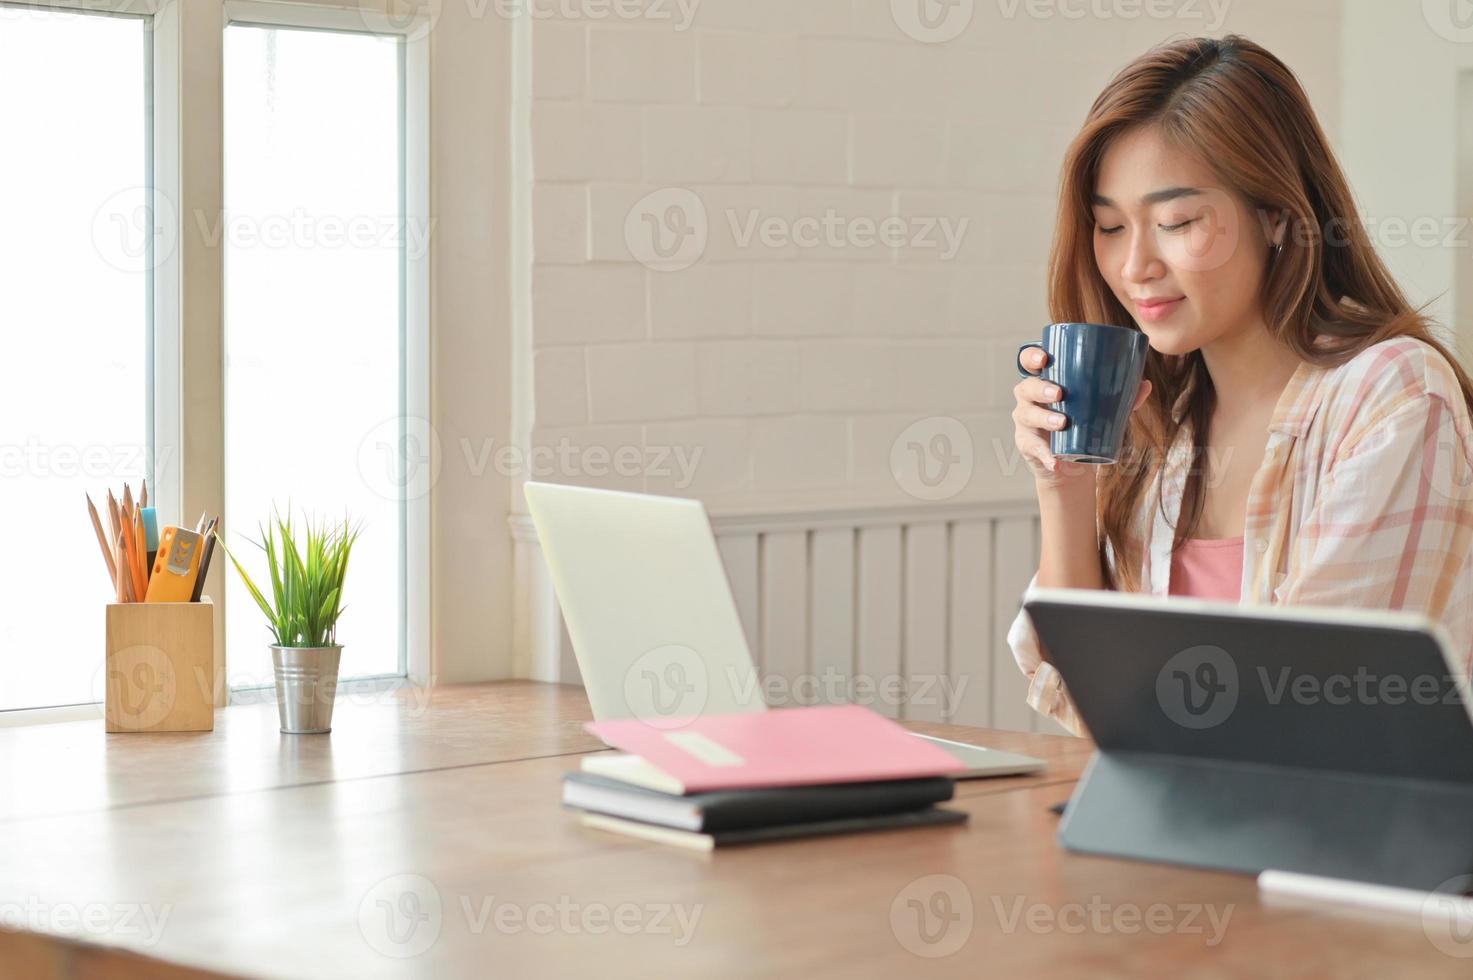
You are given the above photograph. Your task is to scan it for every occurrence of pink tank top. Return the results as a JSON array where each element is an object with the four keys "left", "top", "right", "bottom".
[{"left": 1168, "top": 537, "right": 1244, "bottom": 602}]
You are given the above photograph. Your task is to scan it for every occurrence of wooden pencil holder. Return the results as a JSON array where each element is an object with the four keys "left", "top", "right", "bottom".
[{"left": 104, "top": 598, "right": 216, "bottom": 733}]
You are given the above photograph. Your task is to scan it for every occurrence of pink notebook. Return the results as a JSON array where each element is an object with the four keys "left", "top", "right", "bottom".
[{"left": 583, "top": 705, "right": 965, "bottom": 794}]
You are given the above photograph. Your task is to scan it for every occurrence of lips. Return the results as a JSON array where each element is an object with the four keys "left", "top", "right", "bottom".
[{"left": 1134, "top": 296, "right": 1184, "bottom": 322}]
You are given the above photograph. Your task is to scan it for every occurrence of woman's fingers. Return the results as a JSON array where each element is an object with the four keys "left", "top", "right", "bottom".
[
  {"left": 1018, "top": 404, "right": 1068, "bottom": 431},
  {"left": 1132, "top": 378, "right": 1153, "bottom": 412},
  {"left": 1020, "top": 434, "right": 1056, "bottom": 472},
  {"left": 1019, "top": 343, "right": 1054, "bottom": 374},
  {"left": 1013, "top": 376, "right": 1063, "bottom": 405},
  {"left": 1013, "top": 360, "right": 1067, "bottom": 478}
]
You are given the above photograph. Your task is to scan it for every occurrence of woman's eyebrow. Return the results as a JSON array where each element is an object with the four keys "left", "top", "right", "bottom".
[{"left": 1090, "top": 187, "right": 1204, "bottom": 207}]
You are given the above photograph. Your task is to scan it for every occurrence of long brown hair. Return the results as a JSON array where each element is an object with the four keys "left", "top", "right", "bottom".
[{"left": 1048, "top": 34, "right": 1473, "bottom": 592}]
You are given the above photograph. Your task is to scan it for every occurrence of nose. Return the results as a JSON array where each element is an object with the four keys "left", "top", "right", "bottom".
[{"left": 1120, "top": 227, "right": 1166, "bottom": 285}]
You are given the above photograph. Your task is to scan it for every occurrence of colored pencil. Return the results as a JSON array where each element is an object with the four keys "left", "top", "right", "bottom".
[
  {"left": 85, "top": 493, "right": 117, "bottom": 585},
  {"left": 114, "top": 522, "right": 130, "bottom": 603},
  {"left": 133, "top": 501, "right": 149, "bottom": 595}
]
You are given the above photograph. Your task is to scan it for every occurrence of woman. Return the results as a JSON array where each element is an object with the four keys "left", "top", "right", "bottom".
[{"left": 1008, "top": 35, "right": 1473, "bottom": 737}]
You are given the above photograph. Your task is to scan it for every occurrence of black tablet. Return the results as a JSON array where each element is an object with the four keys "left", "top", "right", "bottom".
[{"left": 1024, "top": 587, "right": 1473, "bottom": 890}]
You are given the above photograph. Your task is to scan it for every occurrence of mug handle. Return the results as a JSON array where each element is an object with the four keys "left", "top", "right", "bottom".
[{"left": 1016, "top": 341, "right": 1047, "bottom": 378}]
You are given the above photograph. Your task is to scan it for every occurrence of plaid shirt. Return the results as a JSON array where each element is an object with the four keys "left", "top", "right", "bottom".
[{"left": 1008, "top": 336, "right": 1473, "bottom": 736}]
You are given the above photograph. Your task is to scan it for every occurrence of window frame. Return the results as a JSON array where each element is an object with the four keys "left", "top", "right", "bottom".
[
  {"left": 219, "top": 0, "right": 432, "bottom": 696},
  {"left": 0, "top": 0, "right": 431, "bottom": 724},
  {"left": 0, "top": 0, "right": 156, "bottom": 721}
]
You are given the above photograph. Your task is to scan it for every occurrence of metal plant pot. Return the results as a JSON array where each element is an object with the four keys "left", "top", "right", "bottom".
[{"left": 271, "top": 645, "right": 343, "bottom": 734}]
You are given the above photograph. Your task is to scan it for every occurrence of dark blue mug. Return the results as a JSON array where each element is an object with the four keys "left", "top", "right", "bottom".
[{"left": 1016, "top": 322, "right": 1149, "bottom": 464}]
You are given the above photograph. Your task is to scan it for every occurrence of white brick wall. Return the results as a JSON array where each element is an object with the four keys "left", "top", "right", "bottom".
[{"left": 524, "top": 0, "right": 1342, "bottom": 506}]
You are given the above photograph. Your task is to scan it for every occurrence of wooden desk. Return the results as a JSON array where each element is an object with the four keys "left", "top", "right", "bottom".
[{"left": 0, "top": 682, "right": 1465, "bottom": 978}]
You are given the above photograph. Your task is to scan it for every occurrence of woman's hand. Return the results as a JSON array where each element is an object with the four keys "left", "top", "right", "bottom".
[{"left": 1012, "top": 346, "right": 1152, "bottom": 492}]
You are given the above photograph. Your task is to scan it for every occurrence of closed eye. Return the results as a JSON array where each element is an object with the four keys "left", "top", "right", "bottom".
[{"left": 1098, "top": 219, "right": 1198, "bottom": 235}]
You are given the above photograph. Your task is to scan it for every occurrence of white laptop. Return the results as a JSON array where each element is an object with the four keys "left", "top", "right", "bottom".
[{"left": 523, "top": 481, "right": 1044, "bottom": 779}]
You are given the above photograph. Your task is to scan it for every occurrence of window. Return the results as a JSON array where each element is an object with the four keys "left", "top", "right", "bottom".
[
  {"left": 222, "top": 21, "right": 408, "bottom": 687},
  {"left": 0, "top": 5, "right": 150, "bottom": 711},
  {"left": 0, "top": 0, "right": 429, "bottom": 719}
]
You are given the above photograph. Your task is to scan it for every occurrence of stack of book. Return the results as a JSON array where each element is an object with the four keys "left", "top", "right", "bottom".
[{"left": 563, "top": 704, "right": 969, "bottom": 851}]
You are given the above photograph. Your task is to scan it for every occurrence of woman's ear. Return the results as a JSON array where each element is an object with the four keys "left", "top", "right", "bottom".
[{"left": 1261, "top": 207, "right": 1288, "bottom": 248}]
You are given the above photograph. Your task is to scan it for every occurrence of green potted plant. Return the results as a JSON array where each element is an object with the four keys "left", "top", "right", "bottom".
[{"left": 215, "top": 510, "right": 361, "bottom": 734}]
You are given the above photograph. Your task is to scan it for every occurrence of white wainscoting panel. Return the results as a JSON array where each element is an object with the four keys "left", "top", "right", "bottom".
[
  {"left": 509, "top": 500, "right": 1071, "bottom": 736},
  {"left": 856, "top": 525, "right": 903, "bottom": 720},
  {"left": 808, "top": 527, "right": 855, "bottom": 707}
]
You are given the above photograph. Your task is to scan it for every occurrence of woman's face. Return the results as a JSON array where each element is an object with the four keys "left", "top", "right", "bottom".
[{"left": 1090, "top": 125, "right": 1275, "bottom": 357}]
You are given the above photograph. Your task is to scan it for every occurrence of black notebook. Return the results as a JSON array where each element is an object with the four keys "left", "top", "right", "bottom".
[
  {"left": 563, "top": 772, "right": 955, "bottom": 832},
  {"left": 580, "top": 806, "right": 968, "bottom": 851}
]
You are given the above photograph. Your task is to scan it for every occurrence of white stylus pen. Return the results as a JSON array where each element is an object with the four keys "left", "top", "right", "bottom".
[{"left": 1257, "top": 869, "right": 1473, "bottom": 924}]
